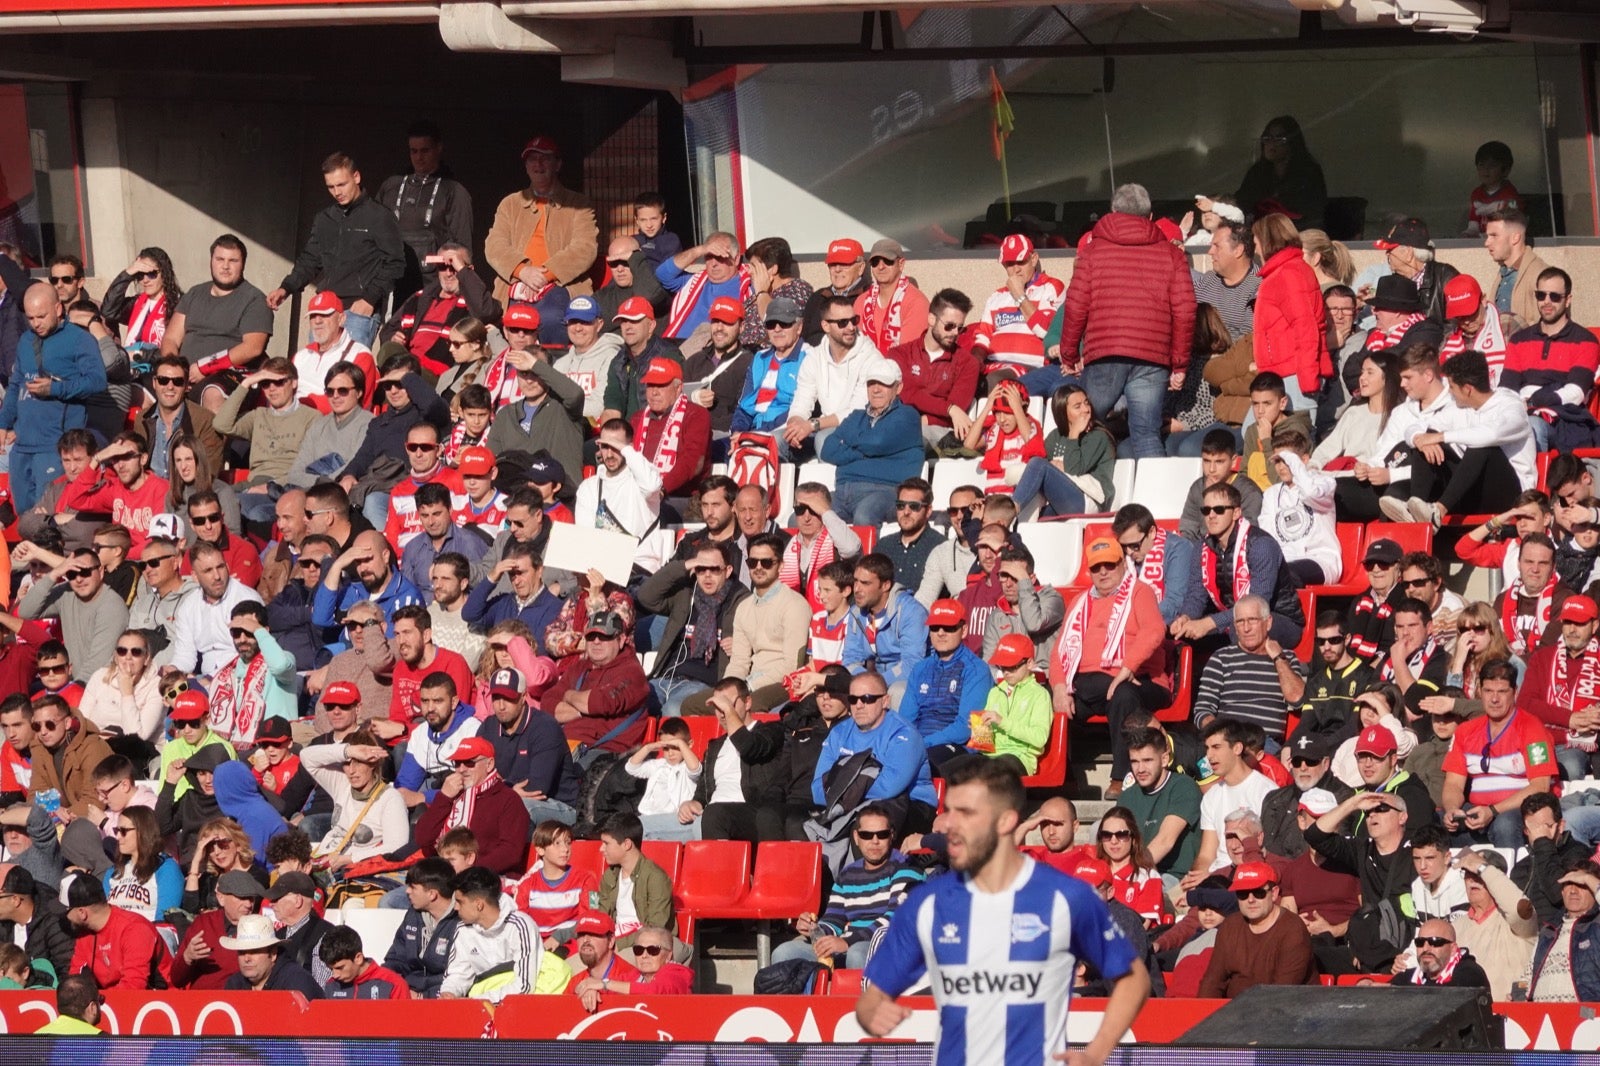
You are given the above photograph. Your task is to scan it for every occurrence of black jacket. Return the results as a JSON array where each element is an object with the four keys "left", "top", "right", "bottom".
[
  {"left": 1395, "top": 953, "right": 1490, "bottom": 989},
  {"left": 338, "top": 372, "right": 449, "bottom": 481},
  {"left": 1513, "top": 833, "right": 1594, "bottom": 925},
  {"left": 1260, "top": 771, "right": 1354, "bottom": 860},
  {"left": 280, "top": 912, "right": 335, "bottom": 975},
  {"left": 779, "top": 701, "right": 845, "bottom": 810},
  {"left": 280, "top": 193, "right": 406, "bottom": 309},
  {"left": 0, "top": 253, "right": 28, "bottom": 385},
  {"left": 0, "top": 894, "right": 75, "bottom": 983},
  {"left": 223, "top": 953, "right": 324, "bottom": 998},
  {"left": 636, "top": 559, "right": 750, "bottom": 683},
  {"left": 384, "top": 906, "right": 461, "bottom": 997},
  {"left": 681, "top": 342, "right": 755, "bottom": 436},
  {"left": 1416, "top": 260, "right": 1462, "bottom": 326},
  {"left": 695, "top": 721, "right": 786, "bottom": 809}
]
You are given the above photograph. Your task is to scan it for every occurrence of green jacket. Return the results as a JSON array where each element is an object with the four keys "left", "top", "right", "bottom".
[
  {"left": 597, "top": 854, "right": 676, "bottom": 950},
  {"left": 977, "top": 675, "right": 1053, "bottom": 775}
]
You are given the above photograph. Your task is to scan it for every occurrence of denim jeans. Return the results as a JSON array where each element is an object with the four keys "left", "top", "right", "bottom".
[
  {"left": 522, "top": 797, "right": 578, "bottom": 827},
  {"left": 1016, "top": 364, "right": 1077, "bottom": 399},
  {"left": 1530, "top": 415, "right": 1551, "bottom": 453},
  {"left": 1083, "top": 358, "right": 1169, "bottom": 459},
  {"left": 362, "top": 491, "right": 391, "bottom": 530},
  {"left": 8, "top": 450, "right": 61, "bottom": 514},
  {"left": 1165, "top": 423, "right": 1240, "bottom": 458},
  {"left": 238, "top": 483, "right": 284, "bottom": 524},
  {"left": 833, "top": 481, "right": 897, "bottom": 525},
  {"left": 640, "top": 812, "right": 702, "bottom": 842},
  {"left": 651, "top": 676, "right": 712, "bottom": 719},
  {"left": 771, "top": 936, "right": 872, "bottom": 969},
  {"left": 1566, "top": 804, "right": 1600, "bottom": 850},
  {"left": 1450, "top": 808, "right": 1526, "bottom": 848},
  {"left": 344, "top": 311, "right": 380, "bottom": 348},
  {"left": 1012, "top": 457, "right": 1088, "bottom": 516}
]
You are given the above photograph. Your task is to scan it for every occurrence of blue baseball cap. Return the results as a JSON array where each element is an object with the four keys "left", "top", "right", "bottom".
[{"left": 565, "top": 296, "right": 600, "bottom": 323}]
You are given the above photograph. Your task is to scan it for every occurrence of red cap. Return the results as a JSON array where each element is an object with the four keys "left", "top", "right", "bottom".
[
  {"left": 503, "top": 304, "right": 541, "bottom": 331},
  {"left": 1228, "top": 861, "right": 1278, "bottom": 892},
  {"left": 447, "top": 736, "right": 496, "bottom": 763},
  {"left": 322, "top": 681, "right": 361, "bottom": 708},
  {"left": 170, "top": 690, "right": 209, "bottom": 722},
  {"left": 1355, "top": 724, "right": 1398, "bottom": 758},
  {"left": 575, "top": 911, "right": 615, "bottom": 936},
  {"left": 613, "top": 296, "right": 655, "bottom": 322},
  {"left": 1443, "top": 274, "right": 1484, "bottom": 320},
  {"left": 458, "top": 446, "right": 495, "bottom": 478},
  {"left": 708, "top": 296, "right": 743, "bottom": 324},
  {"left": 825, "top": 239, "right": 864, "bottom": 266},
  {"left": 990, "top": 633, "right": 1036, "bottom": 669},
  {"left": 1561, "top": 595, "right": 1600, "bottom": 625},
  {"left": 927, "top": 599, "right": 966, "bottom": 627},
  {"left": 641, "top": 358, "right": 683, "bottom": 386},
  {"left": 1069, "top": 857, "right": 1112, "bottom": 887},
  {"left": 1155, "top": 218, "right": 1184, "bottom": 244},
  {"left": 999, "top": 234, "right": 1035, "bottom": 263},
  {"left": 521, "top": 136, "right": 560, "bottom": 158},
  {"left": 307, "top": 291, "right": 344, "bottom": 316}
]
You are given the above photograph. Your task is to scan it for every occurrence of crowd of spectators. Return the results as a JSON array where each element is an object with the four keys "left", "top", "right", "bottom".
[{"left": 0, "top": 118, "right": 1599, "bottom": 1012}]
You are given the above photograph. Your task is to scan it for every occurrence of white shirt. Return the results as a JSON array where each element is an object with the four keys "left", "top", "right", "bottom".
[
  {"left": 616, "top": 872, "right": 640, "bottom": 936},
  {"left": 574, "top": 445, "right": 663, "bottom": 568},
  {"left": 293, "top": 332, "right": 371, "bottom": 405},
  {"left": 1260, "top": 453, "right": 1340, "bottom": 583},
  {"left": 1363, "top": 386, "right": 1457, "bottom": 479},
  {"left": 625, "top": 756, "right": 701, "bottom": 817},
  {"left": 787, "top": 334, "right": 881, "bottom": 422},
  {"left": 710, "top": 740, "right": 745, "bottom": 804},
  {"left": 1200, "top": 770, "right": 1277, "bottom": 870},
  {"left": 1428, "top": 387, "right": 1538, "bottom": 491},
  {"left": 166, "top": 578, "right": 264, "bottom": 678}
]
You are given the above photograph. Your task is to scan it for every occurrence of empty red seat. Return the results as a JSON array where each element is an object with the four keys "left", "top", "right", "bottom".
[
  {"left": 744, "top": 841, "right": 824, "bottom": 966},
  {"left": 1293, "top": 587, "right": 1318, "bottom": 663},
  {"left": 1307, "top": 522, "right": 1367, "bottom": 596},
  {"left": 1364, "top": 520, "right": 1432, "bottom": 557},
  {"left": 675, "top": 839, "right": 752, "bottom": 917},
  {"left": 853, "top": 525, "right": 878, "bottom": 553},
  {"left": 681, "top": 715, "right": 721, "bottom": 759},
  {"left": 640, "top": 840, "right": 682, "bottom": 883},
  {"left": 568, "top": 839, "right": 605, "bottom": 884},
  {"left": 1020, "top": 712, "right": 1070, "bottom": 789},
  {"left": 1159, "top": 643, "right": 1193, "bottom": 724},
  {"left": 830, "top": 968, "right": 865, "bottom": 996}
]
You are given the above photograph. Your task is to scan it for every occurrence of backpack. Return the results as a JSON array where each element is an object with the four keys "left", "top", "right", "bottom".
[{"left": 728, "top": 432, "right": 781, "bottom": 520}]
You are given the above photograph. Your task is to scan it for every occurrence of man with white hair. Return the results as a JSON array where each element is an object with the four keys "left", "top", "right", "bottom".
[
  {"left": 1054, "top": 183, "right": 1196, "bottom": 459},
  {"left": 819, "top": 358, "right": 923, "bottom": 526},
  {"left": 1375, "top": 217, "right": 1459, "bottom": 325}
]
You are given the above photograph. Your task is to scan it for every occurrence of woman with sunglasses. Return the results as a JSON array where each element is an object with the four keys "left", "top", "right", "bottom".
[
  {"left": 1436, "top": 601, "right": 1516, "bottom": 709},
  {"left": 181, "top": 815, "right": 269, "bottom": 914},
  {"left": 103, "top": 805, "right": 184, "bottom": 921},
  {"left": 1094, "top": 806, "right": 1167, "bottom": 926},
  {"left": 435, "top": 316, "right": 492, "bottom": 407},
  {"left": 99, "top": 247, "right": 183, "bottom": 358},
  {"left": 1010, "top": 383, "right": 1118, "bottom": 518},
  {"left": 166, "top": 433, "right": 241, "bottom": 536},
  {"left": 78, "top": 629, "right": 164, "bottom": 760}
]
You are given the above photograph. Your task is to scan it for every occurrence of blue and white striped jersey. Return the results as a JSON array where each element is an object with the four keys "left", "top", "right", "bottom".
[{"left": 864, "top": 856, "right": 1136, "bottom": 1066}]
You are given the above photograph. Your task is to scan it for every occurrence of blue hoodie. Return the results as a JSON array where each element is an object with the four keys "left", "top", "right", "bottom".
[
  {"left": 212, "top": 761, "right": 289, "bottom": 863},
  {"left": 819, "top": 399, "right": 924, "bottom": 486},
  {"left": 0, "top": 319, "right": 108, "bottom": 452},
  {"left": 841, "top": 585, "right": 929, "bottom": 689},
  {"left": 898, "top": 642, "right": 996, "bottom": 748},
  {"left": 396, "top": 702, "right": 480, "bottom": 798}
]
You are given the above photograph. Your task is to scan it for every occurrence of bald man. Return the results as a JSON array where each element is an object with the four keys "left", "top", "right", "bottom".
[
  {"left": 596, "top": 236, "right": 669, "bottom": 329},
  {"left": 1393, "top": 918, "right": 1490, "bottom": 988},
  {"left": 313, "top": 528, "right": 424, "bottom": 637},
  {"left": 1, "top": 284, "right": 108, "bottom": 511}
]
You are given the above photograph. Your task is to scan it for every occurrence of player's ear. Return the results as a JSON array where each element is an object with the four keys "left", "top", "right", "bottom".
[{"left": 996, "top": 807, "right": 1021, "bottom": 838}]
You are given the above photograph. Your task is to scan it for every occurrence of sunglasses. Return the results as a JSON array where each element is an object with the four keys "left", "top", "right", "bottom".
[
  {"left": 856, "top": 829, "right": 894, "bottom": 841},
  {"left": 113, "top": 826, "right": 135, "bottom": 836},
  {"left": 230, "top": 627, "right": 256, "bottom": 639},
  {"left": 32, "top": 719, "right": 66, "bottom": 731},
  {"left": 1364, "top": 560, "right": 1395, "bottom": 571},
  {"left": 1403, "top": 577, "right": 1433, "bottom": 588},
  {"left": 1464, "top": 623, "right": 1491, "bottom": 634},
  {"left": 1316, "top": 635, "right": 1344, "bottom": 645},
  {"left": 824, "top": 316, "right": 861, "bottom": 327},
  {"left": 894, "top": 500, "right": 927, "bottom": 512},
  {"left": 633, "top": 944, "right": 666, "bottom": 956},
  {"left": 383, "top": 379, "right": 409, "bottom": 391},
  {"left": 344, "top": 618, "right": 383, "bottom": 632},
  {"left": 688, "top": 565, "right": 726, "bottom": 576},
  {"left": 447, "top": 340, "right": 470, "bottom": 348},
  {"left": 260, "top": 378, "right": 290, "bottom": 388},
  {"left": 1118, "top": 540, "right": 1144, "bottom": 553},
  {"left": 50, "top": 274, "right": 79, "bottom": 284},
  {"left": 1535, "top": 290, "right": 1568, "bottom": 302},
  {"left": 323, "top": 701, "right": 359, "bottom": 711},
  {"left": 406, "top": 442, "right": 439, "bottom": 453},
  {"left": 191, "top": 513, "right": 222, "bottom": 526},
  {"left": 747, "top": 557, "right": 778, "bottom": 570},
  {"left": 131, "top": 269, "right": 160, "bottom": 281},
  {"left": 298, "top": 557, "right": 326, "bottom": 570},
  {"left": 1089, "top": 562, "right": 1119, "bottom": 575},
  {"left": 792, "top": 504, "right": 817, "bottom": 518},
  {"left": 1413, "top": 936, "right": 1453, "bottom": 948},
  {"left": 256, "top": 739, "right": 289, "bottom": 749},
  {"left": 326, "top": 386, "right": 358, "bottom": 397},
  {"left": 1200, "top": 505, "right": 1233, "bottom": 516},
  {"left": 585, "top": 632, "right": 618, "bottom": 642},
  {"left": 949, "top": 505, "right": 973, "bottom": 518},
  {"left": 1234, "top": 887, "right": 1272, "bottom": 900},
  {"left": 1098, "top": 829, "right": 1132, "bottom": 841},
  {"left": 868, "top": 257, "right": 897, "bottom": 267},
  {"left": 154, "top": 375, "right": 187, "bottom": 387},
  {"left": 63, "top": 568, "right": 99, "bottom": 580},
  {"left": 115, "top": 645, "right": 146, "bottom": 658},
  {"left": 134, "top": 555, "right": 176, "bottom": 570},
  {"left": 848, "top": 693, "right": 885, "bottom": 706},
  {"left": 764, "top": 320, "right": 796, "bottom": 330},
  {"left": 606, "top": 259, "right": 631, "bottom": 269},
  {"left": 929, "top": 624, "right": 963, "bottom": 634},
  {"left": 39, "top": 662, "right": 70, "bottom": 674},
  {"left": 305, "top": 508, "right": 335, "bottom": 519},
  {"left": 1290, "top": 756, "right": 1324, "bottom": 768}
]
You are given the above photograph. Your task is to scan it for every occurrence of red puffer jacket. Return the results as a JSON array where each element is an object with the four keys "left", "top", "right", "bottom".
[
  {"left": 1055, "top": 212, "right": 1195, "bottom": 374},
  {"left": 1253, "top": 247, "right": 1330, "bottom": 395}
]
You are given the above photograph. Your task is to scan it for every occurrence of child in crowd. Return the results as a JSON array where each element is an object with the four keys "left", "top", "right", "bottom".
[
  {"left": 446, "top": 384, "right": 497, "bottom": 465},
  {"left": 515, "top": 819, "right": 599, "bottom": 951},
  {"left": 625, "top": 719, "right": 702, "bottom": 841},
  {"left": 632, "top": 192, "right": 683, "bottom": 271},
  {"left": 1260, "top": 428, "right": 1340, "bottom": 588},
  {"left": 0, "top": 944, "right": 31, "bottom": 990},
  {"left": 437, "top": 827, "right": 479, "bottom": 875},
  {"left": 1466, "top": 141, "right": 1520, "bottom": 236},
  {"left": 801, "top": 560, "right": 856, "bottom": 684},
  {"left": 971, "top": 634, "right": 1051, "bottom": 776},
  {"left": 965, "top": 379, "right": 1043, "bottom": 494},
  {"left": 319, "top": 925, "right": 412, "bottom": 1000}
]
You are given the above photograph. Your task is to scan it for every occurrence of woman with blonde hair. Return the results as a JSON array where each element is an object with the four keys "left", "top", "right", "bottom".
[
  {"left": 1301, "top": 229, "right": 1354, "bottom": 289},
  {"left": 1420, "top": 601, "right": 1516, "bottom": 715},
  {"left": 78, "top": 629, "right": 164, "bottom": 759},
  {"left": 180, "top": 815, "right": 269, "bottom": 913},
  {"left": 470, "top": 619, "right": 555, "bottom": 717}
]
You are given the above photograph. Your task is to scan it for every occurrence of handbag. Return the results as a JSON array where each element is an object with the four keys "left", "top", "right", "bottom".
[{"left": 1345, "top": 844, "right": 1416, "bottom": 971}]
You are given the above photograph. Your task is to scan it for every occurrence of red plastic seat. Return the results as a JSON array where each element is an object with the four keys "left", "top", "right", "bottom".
[
  {"left": 640, "top": 840, "right": 682, "bottom": 883},
  {"left": 1158, "top": 643, "right": 1193, "bottom": 724},
  {"left": 1308, "top": 523, "right": 1367, "bottom": 597},
  {"left": 830, "top": 968, "right": 865, "bottom": 996},
  {"left": 680, "top": 715, "right": 722, "bottom": 759},
  {"left": 1020, "top": 712, "right": 1070, "bottom": 789},
  {"left": 1365, "top": 520, "right": 1432, "bottom": 557},
  {"left": 743, "top": 841, "right": 824, "bottom": 966},
  {"left": 852, "top": 525, "right": 878, "bottom": 553},
  {"left": 642, "top": 718, "right": 660, "bottom": 744},
  {"left": 675, "top": 839, "right": 752, "bottom": 917},
  {"left": 933, "top": 777, "right": 947, "bottom": 813},
  {"left": 1293, "top": 588, "right": 1318, "bottom": 663},
  {"left": 568, "top": 839, "right": 605, "bottom": 884}
]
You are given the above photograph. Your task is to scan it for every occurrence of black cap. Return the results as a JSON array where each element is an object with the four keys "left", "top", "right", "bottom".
[
  {"left": 1375, "top": 217, "right": 1431, "bottom": 251},
  {"left": 254, "top": 717, "right": 292, "bottom": 744},
  {"left": 1287, "top": 732, "right": 1331, "bottom": 761},
  {"left": 1362, "top": 537, "right": 1404, "bottom": 566},
  {"left": 266, "top": 871, "right": 318, "bottom": 902}
]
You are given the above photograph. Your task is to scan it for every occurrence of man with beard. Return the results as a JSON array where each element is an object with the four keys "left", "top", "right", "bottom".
[
  {"left": 161, "top": 234, "right": 272, "bottom": 412},
  {"left": 682, "top": 296, "right": 755, "bottom": 442},
  {"left": 1121, "top": 729, "right": 1202, "bottom": 877},
  {"left": 65, "top": 873, "right": 171, "bottom": 990},
  {"left": 856, "top": 758, "right": 1149, "bottom": 1058},
  {"left": 1500, "top": 267, "right": 1600, "bottom": 453},
  {"left": 1290, "top": 612, "right": 1376, "bottom": 750},
  {"left": 1394, "top": 918, "right": 1490, "bottom": 987},
  {"left": 888, "top": 289, "right": 981, "bottom": 448},
  {"left": 1260, "top": 734, "right": 1352, "bottom": 860},
  {"left": 313, "top": 530, "right": 423, "bottom": 637},
  {"left": 207, "top": 602, "right": 297, "bottom": 745}
]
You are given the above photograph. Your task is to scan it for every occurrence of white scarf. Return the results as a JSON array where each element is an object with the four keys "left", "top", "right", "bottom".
[
  {"left": 1501, "top": 575, "right": 1557, "bottom": 656},
  {"left": 446, "top": 768, "right": 502, "bottom": 830},
  {"left": 1136, "top": 529, "right": 1169, "bottom": 595},
  {"left": 209, "top": 653, "right": 270, "bottom": 742},
  {"left": 1055, "top": 570, "right": 1137, "bottom": 693},
  {"left": 861, "top": 276, "right": 909, "bottom": 351}
]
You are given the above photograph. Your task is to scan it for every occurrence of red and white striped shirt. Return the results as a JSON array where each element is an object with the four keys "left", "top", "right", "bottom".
[
  {"left": 514, "top": 862, "right": 599, "bottom": 935},
  {"left": 973, "top": 273, "right": 1066, "bottom": 370}
]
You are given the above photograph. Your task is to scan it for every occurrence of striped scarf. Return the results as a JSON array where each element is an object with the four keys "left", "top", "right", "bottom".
[
  {"left": 860, "top": 275, "right": 909, "bottom": 351},
  {"left": 666, "top": 265, "right": 753, "bottom": 339},
  {"left": 1056, "top": 570, "right": 1136, "bottom": 693},
  {"left": 446, "top": 768, "right": 502, "bottom": 830},
  {"left": 781, "top": 530, "right": 836, "bottom": 610},
  {"left": 1364, "top": 313, "right": 1425, "bottom": 352},
  {"left": 1201, "top": 520, "right": 1254, "bottom": 611}
]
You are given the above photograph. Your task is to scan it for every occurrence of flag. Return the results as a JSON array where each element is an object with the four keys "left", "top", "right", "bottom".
[{"left": 989, "top": 68, "right": 1014, "bottom": 162}]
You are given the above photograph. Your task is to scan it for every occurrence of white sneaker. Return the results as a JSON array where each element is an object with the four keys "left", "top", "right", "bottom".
[
  {"left": 1406, "top": 496, "right": 1434, "bottom": 524},
  {"left": 1378, "top": 495, "right": 1412, "bottom": 523}
]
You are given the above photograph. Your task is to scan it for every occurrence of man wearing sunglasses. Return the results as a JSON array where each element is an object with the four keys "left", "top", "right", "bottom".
[
  {"left": 657, "top": 230, "right": 748, "bottom": 344},
  {"left": 886, "top": 289, "right": 982, "bottom": 450},
  {"left": 1442, "top": 659, "right": 1557, "bottom": 848},
  {"left": 1194, "top": 861, "right": 1314, "bottom": 997},
  {"left": 1174, "top": 482, "right": 1304, "bottom": 650},
  {"left": 18, "top": 547, "right": 127, "bottom": 685},
  {"left": 637, "top": 542, "right": 748, "bottom": 719},
  {"left": 874, "top": 478, "right": 943, "bottom": 596},
  {"left": 810, "top": 672, "right": 937, "bottom": 841},
  {"left": 595, "top": 236, "right": 670, "bottom": 328},
  {"left": 137, "top": 354, "right": 224, "bottom": 481},
  {"left": 731, "top": 297, "right": 807, "bottom": 436},
  {"left": 1288, "top": 612, "right": 1376, "bottom": 753},
  {"left": 206, "top": 602, "right": 297, "bottom": 745},
  {"left": 1306, "top": 790, "right": 1417, "bottom": 973},
  {"left": 26, "top": 694, "right": 114, "bottom": 820},
  {"left": 898, "top": 599, "right": 994, "bottom": 773},
  {"left": 213, "top": 355, "right": 317, "bottom": 501},
  {"left": 384, "top": 423, "right": 467, "bottom": 555},
  {"left": 773, "top": 804, "right": 923, "bottom": 971},
  {"left": 337, "top": 352, "right": 450, "bottom": 527},
  {"left": 1394, "top": 917, "right": 1489, "bottom": 988},
  {"left": 852, "top": 238, "right": 930, "bottom": 354},
  {"left": 782, "top": 294, "right": 881, "bottom": 462},
  {"left": 126, "top": 535, "right": 195, "bottom": 666},
  {"left": 293, "top": 290, "right": 377, "bottom": 412},
  {"left": 547, "top": 611, "right": 650, "bottom": 758},
  {"left": 1501, "top": 266, "right": 1600, "bottom": 454}
]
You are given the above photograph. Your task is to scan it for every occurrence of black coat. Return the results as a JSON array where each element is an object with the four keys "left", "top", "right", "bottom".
[
  {"left": 636, "top": 559, "right": 750, "bottom": 683},
  {"left": 280, "top": 193, "right": 406, "bottom": 309},
  {"left": 695, "top": 722, "right": 786, "bottom": 808},
  {"left": 0, "top": 894, "right": 75, "bottom": 983}
]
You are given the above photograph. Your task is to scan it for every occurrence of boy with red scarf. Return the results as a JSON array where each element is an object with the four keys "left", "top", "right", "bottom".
[
  {"left": 779, "top": 483, "right": 862, "bottom": 612},
  {"left": 417, "top": 737, "right": 530, "bottom": 877},
  {"left": 965, "top": 379, "right": 1044, "bottom": 494}
]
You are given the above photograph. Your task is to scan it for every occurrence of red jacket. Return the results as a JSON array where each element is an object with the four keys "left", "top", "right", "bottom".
[
  {"left": 169, "top": 908, "right": 242, "bottom": 989},
  {"left": 1253, "top": 247, "right": 1330, "bottom": 395},
  {"left": 545, "top": 654, "right": 650, "bottom": 753},
  {"left": 417, "top": 778, "right": 532, "bottom": 877},
  {"left": 70, "top": 905, "right": 173, "bottom": 990},
  {"left": 632, "top": 398, "right": 711, "bottom": 498},
  {"left": 1056, "top": 213, "right": 1195, "bottom": 374},
  {"left": 887, "top": 335, "right": 982, "bottom": 428}
]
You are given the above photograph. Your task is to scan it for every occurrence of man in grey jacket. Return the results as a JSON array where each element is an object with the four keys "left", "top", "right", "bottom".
[
  {"left": 18, "top": 547, "right": 128, "bottom": 682},
  {"left": 284, "top": 360, "right": 376, "bottom": 490},
  {"left": 486, "top": 355, "right": 586, "bottom": 496}
]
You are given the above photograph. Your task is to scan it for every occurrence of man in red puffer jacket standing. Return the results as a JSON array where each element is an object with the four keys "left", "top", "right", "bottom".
[{"left": 1055, "top": 183, "right": 1196, "bottom": 459}]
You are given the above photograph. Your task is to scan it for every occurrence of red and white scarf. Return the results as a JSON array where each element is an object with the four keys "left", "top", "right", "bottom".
[
  {"left": 666, "top": 265, "right": 753, "bottom": 339},
  {"left": 479, "top": 351, "right": 528, "bottom": 409},
  {"left": 446, "top": 767, "right": 502, "bottom": 830},
  {"left": 861, "top": 276, "right": 909, "bottom": 351},
  {"left": 781, "top": 530, "right": 836, "bottom": 610},
  {"left": 1501, "top": 575, "right": 1558, "bottom": 655},
  {"left": 1411, "top": 946, "right": 1469, "bottom": 985},
  {"left": 1055, "top": 570, "right": 1137, "bottom": 693},
  {"left": 209, "top": 653, "right": 271, "bottom": 743},
  {"left": 641, "top": 394, "right": 690, "bottom": 477},
  {"left": 1136, "top": 529, "right": 1169, "bottom": 595},
  {"left": 1440, "top": 312, "right": 1506, "bottom": 368},
  {"left": 126, "top": 292, "right": 168, "bottom": 348},
  {"left": 1549, "top": 639, "right": 1600, "bottom": 745},
  {"left": 1365, "top": 313, "right": 1425, "bottom": 352},
  {"left": 752, "top": 348, "right": 790, "bottom": 414},
  {"left": 1380, "top": 636, "right": 1440, "bottom": 683},
  {"left": 1201, "top": 519, "right": 1254, "bottom": 610}
]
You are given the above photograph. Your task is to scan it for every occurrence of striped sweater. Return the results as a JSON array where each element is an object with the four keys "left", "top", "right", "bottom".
[{"left": 817, "top": 853, "right": 925, "bottom": 945}]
